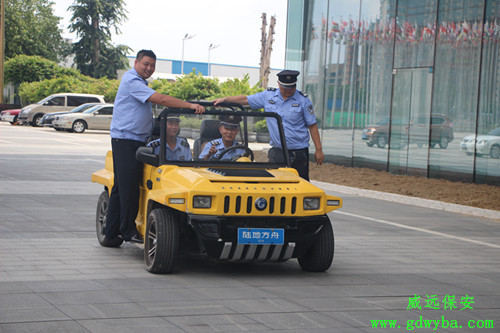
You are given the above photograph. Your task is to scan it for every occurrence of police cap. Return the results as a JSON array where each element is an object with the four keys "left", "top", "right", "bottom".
[
  {"left": 277, "top": 70, "right": 300, "bottom": 87},
  {"left": 166, "top": 114, "right": 180, "bottom": 122},
  {"left": 219, "top": 114, "right": 242, "bottom": 129}
]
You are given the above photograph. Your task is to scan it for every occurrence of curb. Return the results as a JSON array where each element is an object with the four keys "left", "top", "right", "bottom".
[{"left": 311, "top": 180, "right": 500, "bottom": 221}]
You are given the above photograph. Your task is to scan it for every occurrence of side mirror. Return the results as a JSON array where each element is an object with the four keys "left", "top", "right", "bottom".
[{"left": 136, "top": 146, "right": 159, "bottom": 167}]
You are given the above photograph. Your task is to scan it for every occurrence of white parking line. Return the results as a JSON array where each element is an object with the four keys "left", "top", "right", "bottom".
[{"left": 334, "top": 210, "right": 500, "bottom": 249}]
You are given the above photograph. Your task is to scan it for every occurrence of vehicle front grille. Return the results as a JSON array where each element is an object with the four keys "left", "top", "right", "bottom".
[
  {"left": 219, "top": 242, "right": 295, "bottom": 261},
  {"left": 223, "top": 195, "right": 297, "bottom": 215}
]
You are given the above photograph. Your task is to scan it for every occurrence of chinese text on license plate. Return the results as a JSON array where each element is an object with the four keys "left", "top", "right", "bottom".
[{"left": 238, "top": 228, "right": 284, "bottom": 245}]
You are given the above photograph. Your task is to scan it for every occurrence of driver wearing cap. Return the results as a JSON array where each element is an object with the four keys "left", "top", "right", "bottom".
[{"left": 199, "top": 115, "right": 245, "bottom": 160}]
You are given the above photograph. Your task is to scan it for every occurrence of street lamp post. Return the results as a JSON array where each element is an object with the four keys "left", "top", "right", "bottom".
[
  {"left": 181, "top": 33, "right": 195, "bottom": 75},
  {"left": 208, "top": 43, "right": 220, "bottom": 77}
]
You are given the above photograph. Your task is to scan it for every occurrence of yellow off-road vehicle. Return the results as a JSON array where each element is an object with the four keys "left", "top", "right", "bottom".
[{"left": 92, "top": 102, "right": 342, "bottom": 273}]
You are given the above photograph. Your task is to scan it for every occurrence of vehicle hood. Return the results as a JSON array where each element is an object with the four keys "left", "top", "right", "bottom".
[
  {"left": 1, "top": 109, "right": 21, "bottom": 115},
  {"left": 462, "top": 134, "right": 500, "bottom": 142}
]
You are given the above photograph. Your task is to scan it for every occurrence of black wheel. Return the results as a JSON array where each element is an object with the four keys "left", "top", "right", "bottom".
[
  {"left": 216, "top": 145, "right": 254, "bottom": 161},
  {"left": 376, "top": 136, "right": 387, "bottom": 148},
  {"left": 31, "top": 114, "right": 43, "bottom": 127},
  {"left": 72, "top": 120, "right": 86, "bottom": 133},
  {"left": 438, "top": 136, "right": 449, "bottom": 149},
  {"left": 96, "top": 190, "right": 122, "bottom": 247},
  {"left": 145, "top": 208, "right": 179, "bottom": 274},
  {"left": 490, "top": 145, "right": 500, "bottom": 159},
  {"left": 298, "top": 217, "right": 334, "bottom": 272},
  {"left": 366, "top": 142, "right": 374, "bottom": 147}
]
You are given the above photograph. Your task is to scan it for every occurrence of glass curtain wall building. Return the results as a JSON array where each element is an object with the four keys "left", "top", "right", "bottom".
[{"left": 286, "top": 0, "right": 500, "bottom": 185}]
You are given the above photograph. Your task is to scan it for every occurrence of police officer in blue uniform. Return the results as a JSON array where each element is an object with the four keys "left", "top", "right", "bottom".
[
  {"left": 147, "top": 114, "right": 192, "bottom": 161},
  {"left": 199, "top": 115, "right": 245, "bottom": 160},
  {"left": 212, "top": 70, "right": 323, "bottom": 180},
  {"left": 104, "top": 49, "right": 204, "bottom": 247}
]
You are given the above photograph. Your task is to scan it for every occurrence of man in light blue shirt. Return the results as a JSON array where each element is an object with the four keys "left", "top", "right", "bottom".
[
  {"left": 103, "top": 50, "right": 204, "bottom": 247},
  {"left": 212, "top": 70, "right": 323, "bottom": 180}
]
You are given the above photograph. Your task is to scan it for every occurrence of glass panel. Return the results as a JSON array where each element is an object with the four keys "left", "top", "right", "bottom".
[
  {"left": 474, "top": 1, "right": 500, "bottom": 184},
  {"left": 394, "top": 0, "right": 438, "bottom": 68},
  {"left": 388, "top": 70, "right": 411, "bottom": 174},
  {"left": 352, "top": 1, "right": 396, "bottom": 170},
  {"left": 430, "top": 0, "right": 484, "bottom": 182}
]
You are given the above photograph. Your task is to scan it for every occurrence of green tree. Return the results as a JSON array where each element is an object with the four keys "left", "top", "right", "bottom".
[
  {"left": 68, "top": 0, "right": 130, "bottom": 78},
  {"left": 5, "top": 0, "right": 70, "bottom": 62},
  {"left": 5, "top": 55, "right": 82, "bottom": 85}
]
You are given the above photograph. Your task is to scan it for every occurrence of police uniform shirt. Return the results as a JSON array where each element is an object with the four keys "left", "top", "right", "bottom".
[
  {"left": 147, "top": 137, "right": 192, "bottom": 161},
  {"left": 247, "top": 88, "right": 317, "bottom": 150},
  {"left": 110, "top": 68, "right": 155, "bottom": 142},
  {"left": 199, "top": 139, "right": 245, "bottom": 160}
]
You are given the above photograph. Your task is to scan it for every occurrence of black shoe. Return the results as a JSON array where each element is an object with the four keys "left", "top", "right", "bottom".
[
  {"left": 101, "top": 235, "right": 123, "bottom": 247},
  {"left": 128, "top": 234, "right": 143, "bottom": 244}
]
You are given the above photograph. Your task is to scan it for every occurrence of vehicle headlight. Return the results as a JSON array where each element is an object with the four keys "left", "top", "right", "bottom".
[
  {"left": 478, "top": 139, "right": 488, "bottom": 144},
  {"left": 303, "top": 197, "right": 320, "bottom": 210},
  {"left": 21, "top": 108, "right": 31, "bottom": 115},
  {"left": 168, "top": 198, "right": 185, "bottom": 204},
  {"left": 193, "top": 196, "right": 211, "bottom": 208},
  {"left": 327, "top": 199, "right": 341, "bottom": 206}
]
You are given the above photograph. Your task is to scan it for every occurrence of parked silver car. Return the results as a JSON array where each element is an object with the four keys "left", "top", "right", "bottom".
[
  {"left": 53, "top": 104, "right": 113, "bottom": 133},
  {"left": 41, "top": 103, "right": 104, "bottom": 129},
  {"left": 460, "top": 127, "right": 500, "bottom": 159}
]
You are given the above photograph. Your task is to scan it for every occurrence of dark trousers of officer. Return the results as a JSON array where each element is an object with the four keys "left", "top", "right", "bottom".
[
  {"left": 268, "top": 147, "right": 310, "bottom": 181},
  {"left": 105, "top": 138, "right": 144, "bottom": 241}
]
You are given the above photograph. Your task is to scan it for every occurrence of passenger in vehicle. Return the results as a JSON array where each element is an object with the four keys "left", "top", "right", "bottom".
[
  {"left": 147, "top": 114, "right": 192, "bottom": 161},
  {"left": 199, "top": 115, "right": 245, "bottom": 160}
]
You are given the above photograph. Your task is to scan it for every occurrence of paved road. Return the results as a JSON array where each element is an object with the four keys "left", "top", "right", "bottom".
[{"left": 1, "top": 123, "right": 499, "bottom": 332}]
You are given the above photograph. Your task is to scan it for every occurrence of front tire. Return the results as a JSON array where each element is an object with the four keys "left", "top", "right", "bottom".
[
  {"left": 31, "top": 114, "right": 43, "bottom": 127},
  {"left": 490, "top": 145, "right": 500, "bottom": 159},
  {"left": 298, "top": 217, "right": 334, "bottom": 272},
  {"left": 376, "top": 136, "right": 387, "bottom": 148},
  {"left": 145, "top": 208, "right": 179, "bottom": 274},
  {"left": 72, "top": 120, "right": 86, "bottom": 133},
  {"left": 10, "top": 115, "right": 18, "bottom": 125},
  {"left": 96, "top": 190, "right": 123, "bottom": 247}
]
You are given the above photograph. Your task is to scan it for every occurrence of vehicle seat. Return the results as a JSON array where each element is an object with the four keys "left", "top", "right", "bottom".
[
  {"left": 193, "top": 119, "right": 221, "bottom": 158},
  {"left": 146, "top": 117, "right": 161, "bottom": 145}
]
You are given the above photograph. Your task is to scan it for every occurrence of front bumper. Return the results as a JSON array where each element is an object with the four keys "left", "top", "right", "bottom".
[{"left": 188, "top": 214, "right": 330, "bottom": 261}]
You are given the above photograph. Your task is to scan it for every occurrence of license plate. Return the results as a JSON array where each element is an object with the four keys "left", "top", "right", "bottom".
[{"left": 238, "top": 228, "right": 284, "bottom": 245}]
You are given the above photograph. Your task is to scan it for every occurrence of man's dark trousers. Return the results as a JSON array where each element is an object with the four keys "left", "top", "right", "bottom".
[{"left": 105, "top": 138, "right": 144, "bottom": 241}]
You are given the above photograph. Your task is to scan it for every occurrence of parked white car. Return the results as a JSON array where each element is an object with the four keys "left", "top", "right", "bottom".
[
  {"left": 53, "top": 104, "right": 113, "bottom": 133},
  {"left": 460, "top": 127, "right": 500, "bottom": 159}
]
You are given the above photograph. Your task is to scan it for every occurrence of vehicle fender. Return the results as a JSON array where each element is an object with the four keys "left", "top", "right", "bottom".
[{"left": 91, "top": 151, "right": 114, "bottom": 192}]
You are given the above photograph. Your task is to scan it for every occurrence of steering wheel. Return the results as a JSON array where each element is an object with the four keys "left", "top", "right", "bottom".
[{"left": 216, "top": 145, "right": 254, "bottom": 161}]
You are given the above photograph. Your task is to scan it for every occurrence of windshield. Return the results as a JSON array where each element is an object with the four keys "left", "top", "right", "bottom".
[
  {"left": 70, "top": 103, "right": 100, "bottom": 113},
  {"left": 144, "top": 104, "right": 290, "bottom": 169},
  {"left": 83, "top": 105, "right": 103, "bottom": 114},
  {"left": 488, "top": 128, "right": 500, "bottom": 136}
]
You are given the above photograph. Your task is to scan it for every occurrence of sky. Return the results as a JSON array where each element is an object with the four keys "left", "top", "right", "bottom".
[{"left": 52, "top": 0, "right": 288, "bottom": 70}]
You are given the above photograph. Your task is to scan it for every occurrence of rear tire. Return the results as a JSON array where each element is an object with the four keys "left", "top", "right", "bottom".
[
  {"left": 298, "top": 218, "right": 334, "bottom": 272},
  {"left": 438, "top": 136, "right": 449, "bottom": 149},
  {"left": 145, "top": 208, "right": 179, "bottom": 273},
  {"left": 9, "top": 115, "right": 18, "bottom": 125},
  {"left": 96, "top": 191, "right": 122, "bottom": 247}
]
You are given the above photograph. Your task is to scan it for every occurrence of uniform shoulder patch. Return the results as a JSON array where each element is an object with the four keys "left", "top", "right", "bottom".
[
  {"left": 149, "top": 139, "right": 160, "bottom": 147},
  {"left": 298, "top": 90, "right": 308, "bottom": 97},
  {"left": 267, "top": 87, "right": 277, "bottom": 91},
  {"left": 180, "top": 138, "right": 189, "bottom": 147}
]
